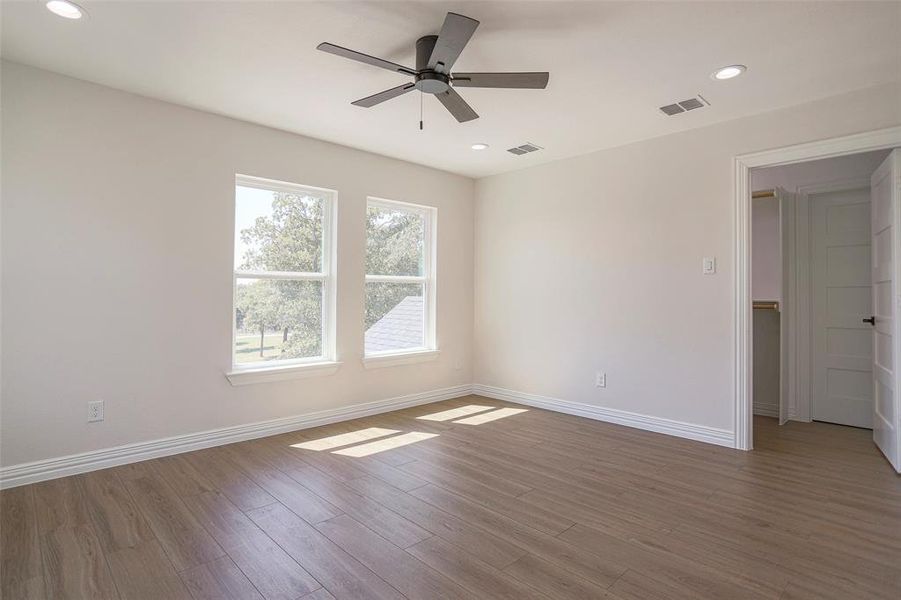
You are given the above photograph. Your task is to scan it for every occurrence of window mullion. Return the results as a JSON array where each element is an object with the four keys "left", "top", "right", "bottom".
[
  {"left": 365, "top": 274, "right": 426, "bottom": 284},
  {"left": 236, "top": 270, "right": 326, "bottom": 281}
]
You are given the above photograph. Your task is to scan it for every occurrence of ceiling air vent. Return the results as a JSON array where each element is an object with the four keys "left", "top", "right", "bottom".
[
  {"left": 507, "top": 142, "right": 543, "bottom": 156},
  {"left": 660, "top": 103, "right": 684, "bottom": 116},
  {"left": 659, "top": 95, "right": 710, "bottom": 116},
  {"left": 678, "top": 97, "right": 704, "bottom": 111}
]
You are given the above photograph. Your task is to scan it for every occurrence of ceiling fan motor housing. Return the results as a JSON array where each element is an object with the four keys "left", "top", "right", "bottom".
[{"left": 414, "top": 35, "right": 450, "bottom": 94}]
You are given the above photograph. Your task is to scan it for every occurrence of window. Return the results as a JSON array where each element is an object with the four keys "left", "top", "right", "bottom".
[
  {"left": 231, "top": 175, "right": 336, "bottom": 376},
  {"left": 364, "top": 198, "right": 437, "bottom": 360}
]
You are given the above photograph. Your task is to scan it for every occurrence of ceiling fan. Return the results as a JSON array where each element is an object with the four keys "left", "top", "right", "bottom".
[{"left": 317, "top": 12, "right": 549, "bottom": 123}]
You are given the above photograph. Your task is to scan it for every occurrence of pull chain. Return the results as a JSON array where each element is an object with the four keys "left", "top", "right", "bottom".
[{"left": 419, "top": 90, "right": 424, "bottom": 131}]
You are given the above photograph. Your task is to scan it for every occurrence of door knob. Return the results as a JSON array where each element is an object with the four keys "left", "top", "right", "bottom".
[{"left": 863, "top": 316, "right": 876, "bottom": 325}]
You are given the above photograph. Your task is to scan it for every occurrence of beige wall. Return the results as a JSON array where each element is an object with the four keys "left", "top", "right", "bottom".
[
  {"left": 0, "top": 62, "right": 474, "bottom": 467},
  {"left": 474, "top": 82, "right": 901, "bottom": 431}
]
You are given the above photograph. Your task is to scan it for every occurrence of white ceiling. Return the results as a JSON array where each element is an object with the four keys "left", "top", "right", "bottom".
[{"left": 3, "top": 1, "right": 900, "bottom": 178}]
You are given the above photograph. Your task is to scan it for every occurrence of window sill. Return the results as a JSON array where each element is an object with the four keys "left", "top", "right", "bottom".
[
  {"left": 363, "top": 349, "right": 439, "bottom": 369},
  {"left": 225, "top": 361, "right": 341, "bottom": 386}
]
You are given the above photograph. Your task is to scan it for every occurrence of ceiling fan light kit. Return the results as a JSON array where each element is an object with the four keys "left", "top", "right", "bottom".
[{"left": 317, "top": 12, "right": 550, "bottom": 124}]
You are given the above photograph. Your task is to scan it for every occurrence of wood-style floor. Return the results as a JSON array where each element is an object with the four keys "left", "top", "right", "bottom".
[{"left": 2, "top": 396, "right": 900, "bottom": 599}]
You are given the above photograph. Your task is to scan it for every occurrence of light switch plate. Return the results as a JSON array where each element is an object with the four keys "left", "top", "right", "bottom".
[{"left": 702, "top": 257, "right": 716, "bottom": 275}]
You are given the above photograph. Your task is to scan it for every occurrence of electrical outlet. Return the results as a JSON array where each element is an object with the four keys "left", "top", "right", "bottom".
[
  {"left": 595, "top": 371, "right": 607, "bottom": 388},
  {"left": 88, "top": 400, "right": 104, "bottom": 423}
]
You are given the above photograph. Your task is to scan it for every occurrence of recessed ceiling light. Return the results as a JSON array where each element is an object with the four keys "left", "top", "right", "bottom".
[
  {"left": 712, "top": 65, "right": 746, "bottom": 80},
  {"left": 46, "top": 0, "right": 85, "bottom": 19},
  {"left": 471, "top": 143, "right": 489, "bottom": 150}
]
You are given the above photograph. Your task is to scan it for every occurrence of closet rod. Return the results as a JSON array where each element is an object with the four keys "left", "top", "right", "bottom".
[{"left": 753, "top": 300, "right": 779, "bottom": 311}]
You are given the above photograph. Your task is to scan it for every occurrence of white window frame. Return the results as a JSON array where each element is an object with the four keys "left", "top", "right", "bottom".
[
  {"left": 364, "top": 197, "right": 438, "bottom": 366},
  {"left": 226, "top": 174, "right": 339, "bottom": 385}
]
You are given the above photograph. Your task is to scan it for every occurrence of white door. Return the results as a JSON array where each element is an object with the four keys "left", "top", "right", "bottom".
[
  {"left": 871, "top": 149, "right": 901, "bottom": 472},
  {"left": 811, "top": 186, "right": 873, "bottom": 428}
]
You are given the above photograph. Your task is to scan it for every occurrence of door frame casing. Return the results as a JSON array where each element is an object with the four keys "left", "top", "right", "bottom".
[{"left": 734, "top": 126, "right": 901, "bottom": 450}]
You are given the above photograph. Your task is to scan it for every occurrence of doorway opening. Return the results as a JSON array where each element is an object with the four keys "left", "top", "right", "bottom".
[
  {"left": 733, "top": 126, "right": 901, "bottom": 471},
  {"left": 752, "top": 151, "right": 887, "bottom": 433}
]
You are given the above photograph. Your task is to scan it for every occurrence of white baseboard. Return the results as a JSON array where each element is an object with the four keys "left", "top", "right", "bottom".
[
  {"left": 1, "top": 382, "right": 740, "bottom": 488},
  {"left": 0, "top": 384, "right": 472, "bottom": 490},
  {"left": 753, "top": 403, "right": 779, "bottom": 418},
  {"left": 472, "top": 384, "right": 735, "bottom": 448}
]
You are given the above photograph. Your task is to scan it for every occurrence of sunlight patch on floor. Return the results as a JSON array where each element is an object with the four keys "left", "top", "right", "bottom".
[
  {"left": 291, "top": 427, "right": 400, "bottom": 451},
  {"left": 416, "top": 404, "right": 496, "bottom": 422},
  {"left": 332, "top": 432, "right": 439, "bottom": 457},
  {"left": 452, "top": 407, "right": 529, "bottom": 425}
]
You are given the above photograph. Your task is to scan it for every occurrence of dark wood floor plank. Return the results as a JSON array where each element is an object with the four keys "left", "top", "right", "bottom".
[
  {"left": 181, "top": 490, "right": 320, "bottom": 600},
  {"left": 409, "top": 421, "right": 634, "bottom": 500},
  {"left": 248, "top": 502, "right": 405, "bottom": 600},
  {"left": 118, "top": 471, "right": 225, "bottom": 572},
  {"left": 406, "top": 534, "right": 551, "bottom": 600},
  {"left": 150, "top": 454, "right": 217, "bottom": 498},
  {"left": 502, "top": 552, "right": 611, "bottom": 600},
  {"left": 286, "top": 463, "right": 432, "bottom": 548},
  {"left": 628, "top": 527, "right": 790, "bottom": 599},
  {"left": 276, "top": 426, "right": 430, "bottom": 492},
  {"left": 0, "top": 486, "right": 45, "bottom": 598},
  {"left": 79, "top": 469, "right": 155, "bottom": 553},
  {"left": 179, "top": 555, "right": 265, "bottom": 600},
  {"left": 558, "top": 522, "right": 771, "bottom": 600},
  {"left": 219, "top": 443, "right": 343, "bottom": 524},
  {"left": 110, "top": 459, "right": 155, "bottom": 482},
  {"left": 807, "top": 522, "right": 901, "bottom": 569},
  {"left": 376, "top": 408, "right": 545, "bottom": 452},
  {"left": 33, "top": 476, "right": 91, "bottom": 535},
  {"left": 106, "top": 539, "right": 193, "bottom": 600},
  {"left": 778, "top": 577, "right": 885, "bottom": 600},
  {"left": 315, "top": 513, "right": 479, "bottom": 600},
  {"left": 397, "top": 457, "right": 574, "bottom": 535},
  {"left": 399, "top": 456, "right": 532, "bottom": 498},
  {"left": 335, "top": 453, "right": 429, "bottom": 491},
  {"left": 301, "top": 588, "right": 337, "bottom": 600},
  {"left": 607, "top": 567, "right": 698, "bottom": 600},
  {"left": 182, "top": 446, "right": 277, "bottom": 511},
  {"left": 40, "top": 524, "right": 119, "bottom": 600},
  {"left": 519, "top": 487, "right": 666, "bottom": 542},
  {"left": 0, "top": 574, "right": 45, "bottom": 600},
  {"left": 409, "top": 483, "right": 627, "bottom": 588},
  {"left": 402, "top": 430, "right": 610, "bottom": 497},
  {"left": 255, "top": 435, "right": 373, "bottom": 483},
  {"left": 674, "top": 516, "right": 901, "bottom": 599},
  {"left": 344, "top": 474, "right": 526, "bottom": 569}
]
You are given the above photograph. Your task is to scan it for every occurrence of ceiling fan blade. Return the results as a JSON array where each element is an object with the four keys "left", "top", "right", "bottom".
[
  {"left": 452, "top": 72, "right": 549, "bottom": 89},
  {"left": 317, "top": 42, "right": 415, "bottom": 76},
  {"left": 428, "top": 13, "right": 479, "bottom": 74},
  {"left": 352, "top": 83, "right": 417, "bottom": 108},
  {"left": 435, "top": 87, "right": 478, "bottom": 122}
]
